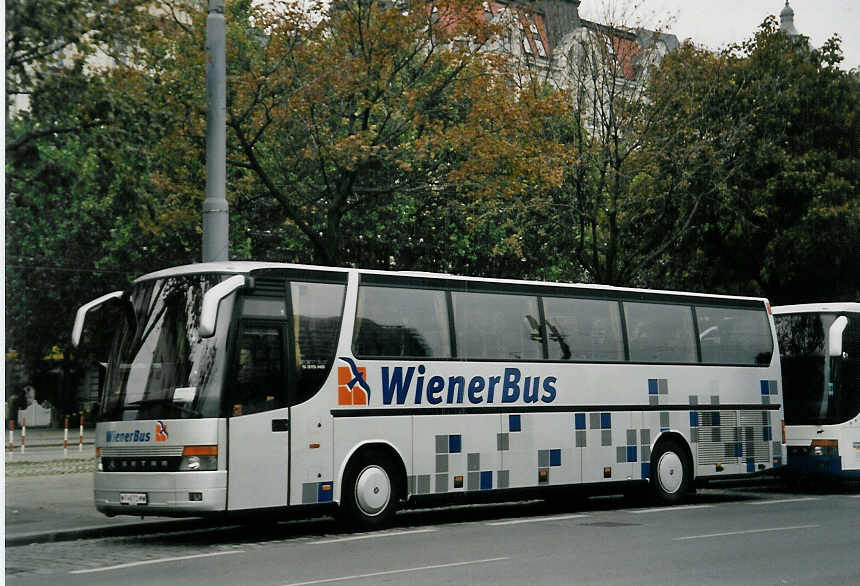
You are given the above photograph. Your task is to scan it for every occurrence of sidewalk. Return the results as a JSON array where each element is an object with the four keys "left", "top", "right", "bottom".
[{"left": 4, "top": 427, "right": 202, "bottom": 545}]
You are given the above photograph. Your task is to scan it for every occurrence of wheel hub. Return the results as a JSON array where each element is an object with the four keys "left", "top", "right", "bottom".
[
  {"left": 354, "top": 465, "right": 391, "bottom": 517},
  {"left": 657, "top": 451, "right": 683, "bottom": 494}
]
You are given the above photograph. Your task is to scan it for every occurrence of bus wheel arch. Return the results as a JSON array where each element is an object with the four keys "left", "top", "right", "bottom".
[
  {"left": 338, "top": 442, "right": 406, "bottom": 528},
  {"left": 649, "top": 432, "right": 694, "bottom": 504}
]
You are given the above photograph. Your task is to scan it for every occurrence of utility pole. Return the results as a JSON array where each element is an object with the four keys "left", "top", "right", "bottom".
[{"left": 203, "top": 0, "right": 229, "bottom": 262}]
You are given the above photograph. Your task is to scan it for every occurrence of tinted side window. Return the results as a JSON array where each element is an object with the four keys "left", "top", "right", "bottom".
[
  {"left": 452, "top": 292, "right": 543, "bottom": 360},
  {"left": 543, "top": 298, "right": 625, "bottom": 361},
  {"left": 697, "top": 306, "right": 773, "bottom": 365},
  {"left": 232, "top": 325, "right": 284, "bottom": 416},
  {"left": 353, "top": 286, "right": 451, "bottom": 358},
  {"left": 625, "top": 302, "right": 697, "bottom": 363},
  {"left": 292, "top": 282, "right": 346, "bottom": 404}
]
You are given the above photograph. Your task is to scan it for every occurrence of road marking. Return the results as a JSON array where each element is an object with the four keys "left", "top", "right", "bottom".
[
  {"left": 282, "top": 556, "right": 510, "bottom": 586},
  {"left": 627, "top": 505, "right": 714, "bottom": 514},
  {"left": 673, "top": 524, "right": 819, "bottom": 541},
  {"left": 486, "top": 513, "right": 590, "bottom": 526},
  {"left": 314, "top": 528, "right": 437, "bottom": 544},
  {"left": 69, "top": 550, "right": 244, "bottom": 574},
  {"left": 746, "top": 497, "right": 819, "bottom": 505}
]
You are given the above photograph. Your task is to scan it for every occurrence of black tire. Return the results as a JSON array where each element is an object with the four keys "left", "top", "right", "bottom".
[
  {"left": 340, "top": 449, "right": 400, "bottom": 529},
  {"left": 650, "top": 439, "right": 692, "bottom": 504}
]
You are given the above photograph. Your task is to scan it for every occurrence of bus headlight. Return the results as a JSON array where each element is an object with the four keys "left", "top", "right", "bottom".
[{"left": 179, "top": 446, "right": 218, "bottom": 471}]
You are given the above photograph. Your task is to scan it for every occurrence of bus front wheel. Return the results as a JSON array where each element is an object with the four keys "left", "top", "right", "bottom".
[
  {"left": 341, "top": 450, "right": 399, "bottom": 529},
  {"left": 650, "top": 439, "right": 692, "bottom": 504}
]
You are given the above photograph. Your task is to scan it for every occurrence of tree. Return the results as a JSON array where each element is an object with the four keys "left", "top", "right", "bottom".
[
  {"left": 521, "top": 3, "right": 684, "bottom": 286},
  {"left": 645, "top": 18, "right": 860, "bottom": 302}
]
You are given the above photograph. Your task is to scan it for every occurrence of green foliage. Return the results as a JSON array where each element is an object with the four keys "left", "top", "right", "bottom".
[{"left": 645, "top": 18, "right": 860, "bottom": 301}]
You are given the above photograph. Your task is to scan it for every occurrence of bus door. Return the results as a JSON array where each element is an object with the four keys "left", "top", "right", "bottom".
[{"left": 228, "top": 321, "right": 291, "bottom": 510}]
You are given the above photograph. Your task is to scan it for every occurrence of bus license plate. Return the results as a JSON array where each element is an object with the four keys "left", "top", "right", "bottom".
[{"left": 120, "top": 492, "right": 148, "bottom": 505}]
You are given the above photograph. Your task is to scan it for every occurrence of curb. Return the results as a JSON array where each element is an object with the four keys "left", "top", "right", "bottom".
[{"left": 5, "top": 518, "right": 214, "bottom": 547}]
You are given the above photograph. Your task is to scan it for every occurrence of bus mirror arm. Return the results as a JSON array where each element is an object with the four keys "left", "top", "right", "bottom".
[
  {"left": 72, "top": 291, "right": 124, "bottom": 348},
  {"left": 199, "top": 275, "right": 247, "bottom": 338},
  {"left": 828, "top": 316, "right": 848, "bottom": 358}
]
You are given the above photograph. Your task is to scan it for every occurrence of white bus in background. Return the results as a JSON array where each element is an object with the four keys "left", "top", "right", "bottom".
[
  {"left": 773, "top": 303, "right": 860, "bottom": 480},
  {"left": 74, "top": 262, "right": 786, "bottom": 528}
]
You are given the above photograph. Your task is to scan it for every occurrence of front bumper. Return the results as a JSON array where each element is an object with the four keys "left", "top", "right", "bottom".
[{"left": 94, "top": 470, "right": 227, "bottom": 517}]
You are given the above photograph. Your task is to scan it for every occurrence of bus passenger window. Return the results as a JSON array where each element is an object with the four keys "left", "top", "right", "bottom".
[
  {"left": 232, "top": 326, "right": 284, "bottom": 415},
  {"left": 543, "top": 297, "right": 625, "bottom": 362},
  {"left": 696, "top": 306, "right": 773, "bottom": 365},
  {"left": 452, "top": 292, "right": 542, "bottom": 360},
  {"left": 353, "top": 286, "right": 451, "bottom": 358},
  {"left": 625, "top": 302, "right": 697, "bottom": 363}
]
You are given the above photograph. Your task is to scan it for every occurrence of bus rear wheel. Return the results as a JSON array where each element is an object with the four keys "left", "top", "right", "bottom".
[
  {"left": 341, "top": 450, "right": 399, "bottom": 529},
  {"left": 650, "top": 439, "right": 692, "bottom": 504}
]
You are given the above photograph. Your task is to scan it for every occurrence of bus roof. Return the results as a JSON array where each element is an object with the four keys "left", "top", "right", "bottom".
[
  {"left": 773, "top": 302, "right": 860, "bottom": 315},
  {"left": 134, "top": 261, "right": 770, "bottom": 304}
]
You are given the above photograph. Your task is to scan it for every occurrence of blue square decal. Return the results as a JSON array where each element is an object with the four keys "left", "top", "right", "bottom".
[
  {"left": 449, "top": 434, "right": 462, "bottom": 453},
  {"left": 627, "top": 446, "right": 637, "bottom": 463},
  {"left": 509, "top": 415, "right": 521, "bottom": 432},
  {"left": 735, "top": 442, "right": 743, "bottom": 458},
  {"left": 712, "top": 412, "right": 721, "bottom": 426},
  {"left": 690, "top": 411, "right": 699, "bottom": 427},
  {"left": 648, "top": 379, "right": 659, "bottom": 395},
  {"left": 550, "top": 449, "right": 561, "bottom": 466},
  {"left": 480, "top": 470, "right": 492, "bottom": 490},
  {"left": 574, "top": 413, "right": 586, "bottom": 430},
  {"left": 318, "top": 482, "right": 333, "bottom": 503},
  {"left": 746, "top": 458, "right": 755, "bottom": 473},
  {"left": 600, "top": 413, "right": 611, "bottom": 429},
  {"left": 763, "top": 427, "right": 772, "bottom": 441},
  {"left": 641, "top": 462, "right": 650, "bottom": 479},
  {"left": 760, "top": 380, "right": 770, "bottom": 395}
]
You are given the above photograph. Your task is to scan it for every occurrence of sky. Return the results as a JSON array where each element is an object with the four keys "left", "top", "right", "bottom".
[{"left": 578, "top": 0, "right": 860, "bottom": 71}]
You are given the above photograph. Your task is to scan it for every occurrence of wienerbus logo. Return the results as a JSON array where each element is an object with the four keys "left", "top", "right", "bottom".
[
  {"left": 155, "top": 421, "right": 168, "bottom": 442},
  {"left": 338, "top": 357, "right": 370, "bottom": 405},
  {"left": 382, "top": 366, "right": 557, "bottom": 406}
]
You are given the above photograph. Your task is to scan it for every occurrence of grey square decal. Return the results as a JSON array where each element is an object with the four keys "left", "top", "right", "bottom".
[
  {"left": 616, "top": 446, "right": 627, "bottom": 463},
  {"left": 689, "top": 395, "right": 698, "bottom": 406},
  {"left": 436, "top": 454, "right": 449, "bottom": 473},
  {"left": 710, "top": 395, "right": 720, "bottom": 406},
  {"left": 302, "top": 482, "right": 318, "bottom": 504},
  {"left": 659, "top": 379, "right": 669, "bottom": 395},
  {"left": 497, "top": 469, "right": 510, "bottom": 489},
  {"left": 590, "top": 413, "right": 601, "bottom": 429},
  {"left": 435, "top": 435, "right": 448, "bottom": 454},
  {"left": 468, "top": 452, "right": 480, "bottom": 471},
  {"left": 538, "top": 449, "right": 549, "bottom": 467},
  {"left": 467, "top": 471, "right": 480, "bottom": 490},
  {"left": 649, "top": 396, "right": 659, "bottom": 407},
  {"left": 641, "top": 445, "right": 651, "bottom": 462},
  {"left": 575, "top": 430, "right": 587, "bottom": 447},
  {"left": 626, "top": 429, "right": 636, "bottom": 445},
  {"left": 435, "top": 473, "right": 448, "bottom": 493},
  {"left": 660, "top": 412, "right": 670, "bottom": 428},
  {"left": 640, "top": 429, "right": 650, "bottom": 445},
  {"left": 601, "top": 429, "right": 612, "bottom": 446},
  {"left": 417, "top": 474, "right": 431, "bottom": 494},
  {"left": 497, "top": 433, "right": 509, "bottom": 452}
]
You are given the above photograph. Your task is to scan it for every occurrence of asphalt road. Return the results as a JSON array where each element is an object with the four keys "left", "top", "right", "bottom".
[{"left": 7, "top": 483, "right": 860, "bottom": 585}]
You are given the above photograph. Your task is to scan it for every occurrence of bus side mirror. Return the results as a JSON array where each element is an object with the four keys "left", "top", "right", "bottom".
[
  {"left": 72, "top": 291, "right": 124, "bottom": 348},
  {"left": 199, "top": 275, "right": 247, "bottom": 338},
  {"left": 828, "top": 316, "right": 848, "bottom": 358}
]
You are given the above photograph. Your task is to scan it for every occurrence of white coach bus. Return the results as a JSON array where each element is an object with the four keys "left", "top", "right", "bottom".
[
  {"left": 773, "top": 303, "right": 860, "bottom": 480},
  {"left": 73, "top": 262, "right": 786, "bottom": 527}
]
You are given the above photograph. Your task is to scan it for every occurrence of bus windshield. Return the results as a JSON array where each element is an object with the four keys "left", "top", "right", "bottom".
[
  {"left": 776, "top": 312, "right": 860, "bottom": 426},
  {"left": 99, "top": 273, "right": 233, "bottom": 421}
]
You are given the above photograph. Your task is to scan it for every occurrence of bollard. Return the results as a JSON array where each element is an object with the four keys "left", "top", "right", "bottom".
[
  {"left": 8, "top": 420, "right": 14, "bottom": 457},
  {"left": 64, "top": 416, "right": 69, "bottom": 456},
  {"left": 79, "top": 414, "right": 84, "bottom": 452},
  {"left": 21, "top": 416, "right": 26, "bottom": 453}
]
